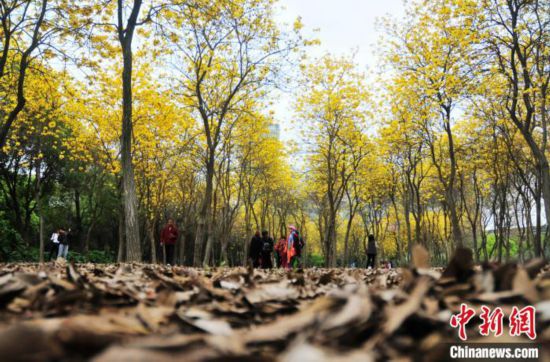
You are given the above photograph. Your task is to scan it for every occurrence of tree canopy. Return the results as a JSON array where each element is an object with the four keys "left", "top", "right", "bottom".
[{"left": 1, "top": 0, "right": 549, "bottom": 266}]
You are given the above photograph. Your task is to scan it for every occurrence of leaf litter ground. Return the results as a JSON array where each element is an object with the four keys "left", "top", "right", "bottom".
[{"left": 0, "top": 247, "right": 549, "bottom": 361}]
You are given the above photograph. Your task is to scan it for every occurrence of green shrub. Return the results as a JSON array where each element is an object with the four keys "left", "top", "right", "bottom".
[
  {"left": 305, "top": 253, "right": 324, "bottom": 267},
  {"left": 0, "top": 243, "right": 115, "bottom": 264},
  {"left": 68, "top": 249, "right": 115, "bottom": 263},
  {"left": 485, "top": 233, "right": 519, "bottom": 259},
  {"left": 10, "top": 245, "right": 40, "bottom": 262},
  {"left": 0, "top": 212, "right": 23, "bottom": 261}
]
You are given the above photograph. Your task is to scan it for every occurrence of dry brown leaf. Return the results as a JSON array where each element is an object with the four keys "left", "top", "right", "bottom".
[
  {"left": 441, "top": 247, "right": 474, "bottom": 282},
  {"left": 177, "top": 307, "right": 233, "bottom": 336},
  {"left": 321, "top": 291, "right": 371, "bottom": 332},
  {"left": 411, "top": 245, "right": 430, "bottom": 269},
  {"left": 512, "top": 267, "right": 538, "bottom": 303},
  {"left": 244, "top": 280, "right": 299, "bottom": 304},
  {"left": 383, "top": 277, "right": 431, "bottom": 335},
  {"left": 281, "top": 342, "right": 375, "bottom": 362}
]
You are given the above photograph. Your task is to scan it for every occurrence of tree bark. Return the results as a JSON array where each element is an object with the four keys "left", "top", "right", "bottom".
[
  {"left": 74, "top": 189, "right": 82, "bottom": 248},
  {"left": 36, "top": 158, "right": 44, "bottom": 263},
  {"left": 194, "top": 155, "right": 215, "bottom": 266},
  {"left": 390, "top": 193, "right": 403, "bottom": 265},
  {"left": 147, "top": 217, "right": 157, "bottom": 264},
  {"left": 202, "top": 183, "right": 217, "bottom": 266},
  {"left": 324, "top": 206, "right": 337, "bottom": 268},
  {"left": 117, "top": 0, "right": 143, "bottom": 262},
  {"left": 117, "top": 204, "right": 125, "bottom": 262},
  {"left": 403, "top": 193, "right": 412, "bottom": 262},
  {"left": 443, "top": 111, "right": 463, "bottom": 248},
  {"left": 178, "top": 222, "right": 186, "bottom": 265},
  {"left": 539, "top": 163, "right": 550, "bottom": 256},
  {"left": 85, "top": 220, "right": 96, "bottom": 256}
]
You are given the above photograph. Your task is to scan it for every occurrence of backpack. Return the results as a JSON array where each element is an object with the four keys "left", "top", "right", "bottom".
[
  {"left": 293, "top": 231, "right": 305, "bottom": 255},
  {"left": 262, "top": 237, "right": 273, "bottom": 253}
]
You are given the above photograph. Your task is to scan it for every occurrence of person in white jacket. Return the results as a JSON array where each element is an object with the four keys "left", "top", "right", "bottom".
[{"left": 48, "top": 229, "right": 60, "bottom": 260}]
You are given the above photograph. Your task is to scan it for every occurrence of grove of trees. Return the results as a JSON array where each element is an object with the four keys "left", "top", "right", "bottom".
[{"left": 1, "top": 0, "right": 549, "bottom": 266}]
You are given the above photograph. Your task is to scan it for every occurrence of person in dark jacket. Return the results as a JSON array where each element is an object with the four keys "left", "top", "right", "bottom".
[
  {"left": 260, "top": 230, "right": 274, "bottom": 269},
  {"left": 249, "top": 231, "right": 263, "bottom": 268},
  {"left": 366, "top": 234, "right": 377, "bottom": 268},
  {"left": 160, "top": 218, "right": 179, "bottom": 265},
  {"left": 57, "top": 228, "right": 69, "bottom": 259}
]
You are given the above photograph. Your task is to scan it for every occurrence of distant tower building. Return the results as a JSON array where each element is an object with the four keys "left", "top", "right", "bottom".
[{"left": 268, "top": 123, "right": 280, "bottom": 139}]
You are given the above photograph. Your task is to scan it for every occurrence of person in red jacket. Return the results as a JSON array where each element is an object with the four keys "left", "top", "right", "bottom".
[
  {"left": 160, "top": 218, "right": 179, "bottom": 265},
  {"left": 274, "top": 235, "right": 287, "bottom": 268}
]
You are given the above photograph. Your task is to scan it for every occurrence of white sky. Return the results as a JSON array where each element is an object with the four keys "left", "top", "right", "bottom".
[{"left": 273, "top": 0, "right": 407, "bottom": 140}]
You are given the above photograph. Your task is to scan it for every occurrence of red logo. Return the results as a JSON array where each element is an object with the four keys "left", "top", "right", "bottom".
[
  {"left": 479, "top": 305, "right": 504, "bottom": 337},
  {"left": 509, "top": 306, "right": 537, "bottom": 340},
  {"left": 450, "top": 303, "right": 476, "bottom": 341},
  {"left": 450, "top": 304, "right": 537, "bottom": 341}
]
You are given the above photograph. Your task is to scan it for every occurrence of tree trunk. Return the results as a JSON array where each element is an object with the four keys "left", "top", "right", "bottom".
[
  {"left": 177, "top": 221, "right": 186, "bottom": 265},
  {"left": 471, "top": 222, "right": 478, "bottom": 262},
  {"left": 194, "top": 156, "right": 215, "bottom": 266},
  {"left": 480, "top": 216, "right": 488, "bottom": 262},
  {"left": 74, "top": 189, "right": 82, "bottom": 247},
  {"left": 203, "top": 180, "right": 218, "bottom": 266},
  {"left": 390, "top": 194, "right": 403, "bottom": 265},
  {"left": 404, "top": 197, "right": 412, "bottom": 262},
  {"left": 117, "top": 208, "right": 125, "bottom": 262},
  {"left": 244, "top": 202, "right": 252, "bottom": 265},
  {"left": 147, "top": 217, "right": 157, "bottom": 263},
  {"left": 118, "top": 0, "right": 143, "bottom": 262},
  {"left": 36, "top": 149, "right": 44, "bottom": 263},
  {"left": 121, "top": 45, "right": 141, "bottom": 262},
  {"left": 325, "top": 209, "right": 337, "bottom": 268},
  {"left": 444, "top": 118, "right": 463, "bottom": 248},
  {"left": 343, "top": 185, "right": 358, "bottom": 267},
  {"left": 538, "top": 163, "right": 550, "bottom": 257},
  {"left": 221, "top": 232, "right": 229, "bottom": 265},
  {"left": 85, "top": 220, "right": 96, "bottom": 256},
  {"left": 343, "top": 215, "right": 353, "bottom": 267}
]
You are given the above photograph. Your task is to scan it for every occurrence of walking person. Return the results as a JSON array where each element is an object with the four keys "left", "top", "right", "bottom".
[
  {"left": 366, "top": 234, "right": 377, "bottom": 269},
  {"left": 57, "top": 228, "right": 69, "bottom": 259},
  {"left": 248, "top": 231, "right": 263, "bottom": 268},
  {"left": 274, "top": 234, "right": 287, "bottom": 268},
  {"left": 48, "top": 228, "right": 60, "bottom": 260},
  {"left": 260, "top": 230, "right": 274, "bottom": 269},
  {"left": 286, "top": 225, "right": 304, "bottom": 269},
  {"left": 160, "top": 218, "right": 179, "bottom": 265}
]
